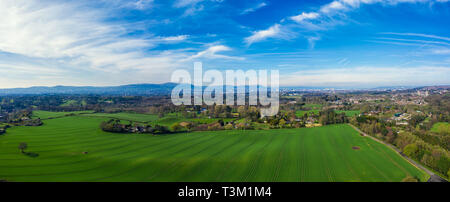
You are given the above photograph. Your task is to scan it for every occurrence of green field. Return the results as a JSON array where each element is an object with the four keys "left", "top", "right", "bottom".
[
  {"left": 335, "top": 110, "right": 361, "bottom": 117},
  {"left": 295, "top": 110, "right": 320, "bottom": 117},
  {"left": 82, "top": 112, "right": 159, "bottom": 123},
  {"left": 32, "top": 110, "right": 94, "bottom": 119},
  {"left": 431, "top": 122, "right": 450, "bottom": 134},
  {"left": 79, "top": 112, "right": 233, "bottom": 126},
  {"left": 0, "top": 112, "right": 428, "bottom": 182},
  {"left": 303, "top": 104, "right": 322, "bottom": 110}
]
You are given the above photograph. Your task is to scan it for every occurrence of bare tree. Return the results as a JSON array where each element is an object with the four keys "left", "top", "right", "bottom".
[{"left": 18, "top": 142, "right": 27, "bottom": 153}]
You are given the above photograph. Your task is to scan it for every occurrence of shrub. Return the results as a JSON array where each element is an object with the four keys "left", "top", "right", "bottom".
[
  {"left": 170, "top": 123, "right": 184, "bottom": 132},
  {"left": 403, "top": 143, "right": 419, "bottom": 159}
]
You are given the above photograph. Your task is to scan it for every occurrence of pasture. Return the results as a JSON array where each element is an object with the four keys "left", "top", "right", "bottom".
[{"left": 0, "top": 112, "right": 428, "bottom": 182}]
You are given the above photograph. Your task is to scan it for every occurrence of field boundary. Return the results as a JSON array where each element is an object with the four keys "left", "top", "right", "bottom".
[{"left": 348, "top": 124, "right": 447, "bottom": 182}]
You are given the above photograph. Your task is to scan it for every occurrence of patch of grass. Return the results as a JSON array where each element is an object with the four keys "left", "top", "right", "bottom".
[
  {"left": 0, "top": 116, "right": 428, "bottom": 182},
  {"left": 82, "top": 112, "right": 159, "bottom": 123},
  {"left": 295, "top": 104, "right": 322, "bottom": 117},
  {"left": 335, "top": 110, "right": 361, "bottom": 117},
  {"left": 60, "top": 100, "right": 78, "bottom": 107},
  {"left": 32, "top": 110, "right": 94, "bottom": 119},
  {"left": 431, "top": 122, "right": 450, "bottom": 134},
  {"left": 304, "top": 104, "right": 322, "bottom": 110},
  {"left": 295, "top": 110, "right": 320, "bottom": 117}
]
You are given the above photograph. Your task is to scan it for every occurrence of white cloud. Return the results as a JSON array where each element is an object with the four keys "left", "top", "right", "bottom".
[
  {"left": 307, "top": 36, "right": 321, "bottom": 49},
  {"left": 0, "top": 0, "right": 192, "bottom": 87},
  {"left": 129, "top": 0, "right": 154, "bottom": 10},
  {"left": 245, "top": 24, "right": 282, "bottom": 45},
  {"left": 290, "top": 0, "right": 446, "bottom": 25},
  {"left": 99, "top": 0, "right": 154, "bottom": 10},
  {"left": 173, "top": 0, "right": 204, "bottom": 8},
  {"left": 159, "top": 35, "right": 189, "bottom": 42},
  {"left": 320, "top": 1, "right": 348, "bottom": 14},
  {"left": 380, "top": 32, "right": 450, "bottom": 42},
  {"left": 278, "top": 0, "right": 450, "bottom": 47},
  {"left": 241, "top": 2, "right": 267, "bottom": 15},
  {"left": 372, "top": 33, "right": 450, "bottom": 55},
  {"left": 431, "top": 48, "right": 450, "bottom": 55},
  {"left": 182, "top": 4, "right": 204, "bottom": 16},
  {"left": 290, "top": 12, "right": 320, "bottom": 23},
  {"left": 173, "top": 0, "right": 223, "bottom": 16},
  {"left": 187, "top": 45, "right": 244, "bottom": 60}
]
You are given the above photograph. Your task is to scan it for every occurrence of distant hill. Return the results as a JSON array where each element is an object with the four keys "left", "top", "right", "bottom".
[
  {"left": 414, "top": 85, "right": 450, "bottom": 91},
  {"left": 0, "top": 83, "right": 178, "bottom": 96},
  {"left": 0, "top": 83, "right": 447, "bottom": 96},
  {"left": 0, "top": 83, "right": 276, "bottom": 96}
]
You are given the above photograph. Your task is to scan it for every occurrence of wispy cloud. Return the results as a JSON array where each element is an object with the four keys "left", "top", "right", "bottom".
[
  {"left": 240, "top": 2, "right": 267, "bottom": 15},
  {"left": 186, "top": 45, "right": 244, "bottom": 61},
  {"left": 131, "top": 0, "right": 154, "bottom": 10},
  {"left": 431, "top": 48, "right": 450, "bottom": 55},
  {"left": 307, "top": 36, "right": 321, "bottom": 49},
  {"left": 173, "top": 0, "right": 204, "bottom": 8},
  {"left": 320, "top": 1, "right": 348, "bottom": 14},
  {"left": 159, "top": 35, "right": 190, "bottom": 42},
  {"left": 0, "top": 0, "right": 198, "bottom": 87},
  {"left": 173, "top": 0, "right": 223, "bottom": 16},
  {"left": 290, "top": 12, "right": 320, "bottom": 23},
  {"left": 245, "top": 24, "right": 286, "bottom": 45},
  {"left": 281, "top": 66, "right": 450, "bottom": 87},
  {"left": 368, "top": 33, "right": 450, "bottom": 56},
  {"left": 290, "top": 0, "right": 445, "bottom": 27},
  {"left": 375, "top": 37, "right": 450, "bottom": 46},
  {"left": 245, "top": 0, "right": 448, "bottom": 45},
  {"left": 380, "top": 32, "right": 450, "bottom": 42}
]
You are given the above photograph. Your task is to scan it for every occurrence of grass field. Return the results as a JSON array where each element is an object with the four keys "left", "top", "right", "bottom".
[
  {"left": 0, "top": 112, "right": 428, "bottom": 182},
  {"left": 431, "top": 122, "right": 449, "bottom": 134},
  {"left": 82, "top": 112, "right": 159, "bottom": 123},
  {"left": 304, "top": 104, "right": 322, "bottom": 110},
  {"left": 32, "top": 110, "right": 94, "bottom": 119},
  {"left": 79, "top": 112, "right": 234, "bottom": 126},
  {"left": 335, "top": 110, "right": 361, "bottom": 117}
]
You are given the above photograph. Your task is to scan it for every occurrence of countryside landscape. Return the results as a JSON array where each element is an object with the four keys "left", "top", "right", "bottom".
[
  {"left": 0, "top": 85, "right": 448, "bottom": 182},
  {"left": 0, "top": 0, "right": 449, "bottom": 186}
]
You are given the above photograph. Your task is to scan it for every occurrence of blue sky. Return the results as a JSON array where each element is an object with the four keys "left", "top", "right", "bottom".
[{"left": 0, "top": 0, "right": 449, "bottom": 88}]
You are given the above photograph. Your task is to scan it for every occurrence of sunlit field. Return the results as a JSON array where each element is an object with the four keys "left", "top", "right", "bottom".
[{"left": 0, "top": 112, "right": 428, "bottom": 182}]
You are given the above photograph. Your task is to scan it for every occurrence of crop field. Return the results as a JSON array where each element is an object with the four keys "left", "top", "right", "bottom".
[
  {"left": 79, "top": 112, "right": 234, "bottom": 126},
  {"left": 0, "top": 112, "right": 428, "bottom": 182}
]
